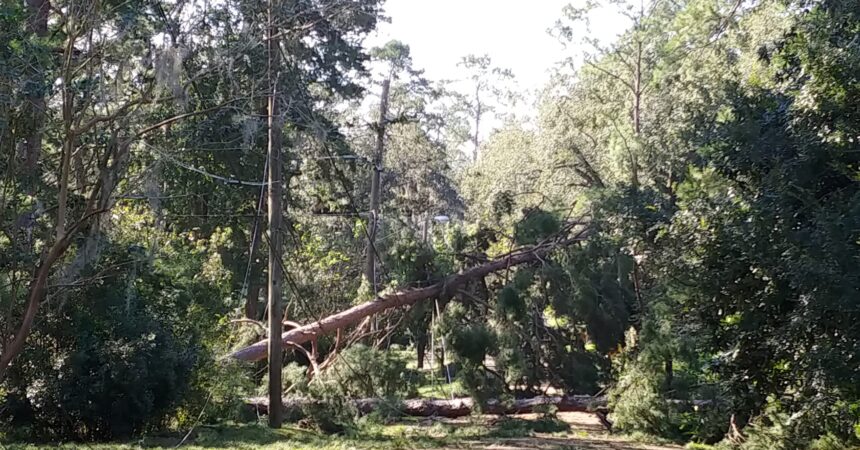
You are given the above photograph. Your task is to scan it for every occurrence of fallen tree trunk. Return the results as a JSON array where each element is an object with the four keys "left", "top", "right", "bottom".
[
  {"left": 358, "top": 395, "right": 608, "bottom": 417},
  {"left": 247, "top": 395, "right": 608, "bottom": 418},
  {"left": 230, "top": 231, "right": 588, "bottom": 361},
  {"left": 246, "top": 395, "right": 711, "bottom": 422}
]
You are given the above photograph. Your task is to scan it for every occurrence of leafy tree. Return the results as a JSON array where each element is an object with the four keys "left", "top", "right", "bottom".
[
  {"left": 456, "top": 54, "right": 518, "bottom": 162},
  {"left": 664, "top": 0, "right": 860, "bottom": 442}
]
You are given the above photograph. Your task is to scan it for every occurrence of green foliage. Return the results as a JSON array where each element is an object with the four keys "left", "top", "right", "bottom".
[
  {"left": 514, "top": 209, "right": 561, "bottom": 245},
  {"left": 274, "top": 346, "right": 423, "bottom": 432},
  {"left": 807, "top": 434, "right": 854, "bottom": 450},
  {"left": 385, "top": 237, "right": 440, "bottom": 287},
  {"left": 180, "top": 359, "right": 256, "bottom": 428},
  {"left": 655, "top": 2, "right": 860, "bottom": 444},
  {"left": 486, "top": 416, "right": 570, "bottom": 437},
  {"left": 449, "top": 325, "right": 496, "bottom": 366},
  {"left": 610, "top": 361, "right": 677, "bottom": 438},
  {"left": 496, "top": 286, "right": 526, "bottom": 321},
  {"left": 456, "top": 364, "right": 509, "bottom": 410},
  {"left": 3, "top": 0, "right": 859, "bottom": 449},
  {"left": 0, "top": 417, "right": 663, "bottom": 449},
  {"left": 0, "top": 242, "right": 230, "bottom": 440},
  {"left": 319, "top": 345, "right": 422, "bottom": 400},
  {"left": 491, "top": 191, "right": 515, "bottom": 220},
  {"left": 546, "top": 240, "right": 635, "bottom": 354}
]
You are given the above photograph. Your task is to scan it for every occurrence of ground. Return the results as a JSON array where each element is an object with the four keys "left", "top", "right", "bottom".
[{"left": 0, "top": 413, "right": 683, "bottom": 450}]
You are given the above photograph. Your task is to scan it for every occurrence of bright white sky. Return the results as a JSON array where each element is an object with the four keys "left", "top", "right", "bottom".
[{"left": 365, "top": 0, "right": 628, "bottom": 92}]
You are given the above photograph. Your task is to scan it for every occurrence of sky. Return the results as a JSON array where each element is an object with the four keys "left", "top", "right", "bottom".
[{"left": 365, "top": 0, "right": 628, "bottom": 92}]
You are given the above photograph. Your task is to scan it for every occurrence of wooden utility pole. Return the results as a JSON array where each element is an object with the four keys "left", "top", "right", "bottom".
[
  {"left": 364, "top": 79, "right": 390, "bottom": 293},
  {"left": 266, "top": 0, "right": 284, "bottom": 429}
]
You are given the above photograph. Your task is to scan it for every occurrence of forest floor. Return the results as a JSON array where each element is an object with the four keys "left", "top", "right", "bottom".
[{"left": 0, "top": 412, "right": 683, "bottom": 450}]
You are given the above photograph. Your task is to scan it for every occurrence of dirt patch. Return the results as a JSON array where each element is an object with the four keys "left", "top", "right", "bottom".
[{"left": 440, "top": 412, "right": 681, "bottom": 450}]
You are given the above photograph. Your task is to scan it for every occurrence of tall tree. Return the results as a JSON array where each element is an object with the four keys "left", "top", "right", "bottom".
[
  {"left": 457, "top": 54, "right": 516, "bottom": 162},
  {"left": 0, "top": 0, "right": 218, "bottom": 381}
]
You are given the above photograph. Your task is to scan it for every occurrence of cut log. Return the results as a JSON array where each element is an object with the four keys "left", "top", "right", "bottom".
[
  {"left": 247, "top": 395, "right": 608, "bottom": 418},
  {"left": 229, "top": 232, "right": 588, "bottom": 362}
]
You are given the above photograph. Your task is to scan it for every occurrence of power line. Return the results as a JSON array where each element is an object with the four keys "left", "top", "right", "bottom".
[
  {"left": 152, "top": 148, "right": 271, "bottom": 187},
  {"left": 240, "top": 155, "right": 270, "bottom": 306}
]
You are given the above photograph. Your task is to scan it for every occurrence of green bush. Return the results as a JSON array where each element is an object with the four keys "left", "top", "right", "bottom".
[
  {"left": 610, "top": 362, "right": 678, "bottom": 438},
  {"left": 176, "top": 357, "right": 256, "bottom": 427},
  {"left": 1, "top": 284, "right": 198, "bottom": 439},
  {"left": 0, "top": 243, "right": 231, "bottom": 440},
  {"left": 728, "top": 400, "right": 859, "bottom": 450}
]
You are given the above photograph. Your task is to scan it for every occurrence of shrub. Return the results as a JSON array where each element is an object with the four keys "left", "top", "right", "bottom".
[
  {"left": 0, "top": 243, "right": 230, "bottom": 440},
  {"left": 1, "top": 285, "right": 198, "bottom": 440}
]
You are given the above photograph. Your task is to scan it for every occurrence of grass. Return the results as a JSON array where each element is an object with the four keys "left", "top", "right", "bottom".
[
  {"left": 416, "top": 378, "right": 468, "bottom": 399},
  {"left": 0, "top": 416, "right": 575, "bottom": 450}
]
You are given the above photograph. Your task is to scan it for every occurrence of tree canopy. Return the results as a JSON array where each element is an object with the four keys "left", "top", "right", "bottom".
[{"left": 0, "top": 0, "right": 857, "bottom": 448}]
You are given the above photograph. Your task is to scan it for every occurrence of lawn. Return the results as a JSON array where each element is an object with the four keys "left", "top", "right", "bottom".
[{"left": 0, "top": 413, "right": 682, "bottom": 450}]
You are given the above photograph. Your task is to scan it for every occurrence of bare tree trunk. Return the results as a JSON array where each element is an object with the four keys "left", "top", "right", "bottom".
[
  {"left": 416, "top": 334, "right": 427, "bottom": 369},
  {"left": 231, "top": 231, "right": 588, "bottom": 362},
  {"left": 74, "top": 149, "right": 86, "bottom": 191},
  {"left": 365, "top": 79, "right": 390, "bottom": 293},
  {"left": 664, "top": 357, "right": 673, "bottom": 392}
]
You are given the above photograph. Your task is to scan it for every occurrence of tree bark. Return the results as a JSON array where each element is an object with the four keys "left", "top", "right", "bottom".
[
  {"left": 416, "top": 334, "right": 427, "bottom": 370},
  {"left": 230, "top": 231, "right": 588, "bottom": 362}
]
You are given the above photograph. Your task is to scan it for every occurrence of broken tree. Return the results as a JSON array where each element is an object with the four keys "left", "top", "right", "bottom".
[{"left": 229, "top": 228, "right": 588, "bottom": 362}]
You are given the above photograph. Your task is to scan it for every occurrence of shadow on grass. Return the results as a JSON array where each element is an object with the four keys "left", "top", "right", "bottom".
[
  {"left": 181, "top": 423, "right": 462, "bottom": 449},
  {"left": 164, "top": 415, "right": 573, "bottom": 449},
  {"left": 484, "top": 416, "right": 571, "bottom": 438},
  {"left": 0, "top": 415, "right": 576, "bottom": 449}
]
